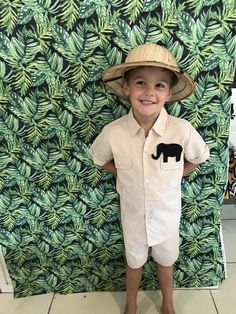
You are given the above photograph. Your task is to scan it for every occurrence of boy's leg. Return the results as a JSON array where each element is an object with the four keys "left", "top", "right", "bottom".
[
  {"left": 156, "top": 263, "right": 175, "bottom": 314},
  {"left": 152, "top": 235, "right": 179, "bottom": 314},
  {"left": 124, "top": 265, "right": 142, "bottom": 314}
]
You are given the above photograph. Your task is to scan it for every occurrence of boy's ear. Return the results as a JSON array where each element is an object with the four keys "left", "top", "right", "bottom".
[
  {"left": 122, "top": 80, "right": 130, "bottom": 97},
  {"left": 166, "top": 88, "right": 173, "bottom": 101}
]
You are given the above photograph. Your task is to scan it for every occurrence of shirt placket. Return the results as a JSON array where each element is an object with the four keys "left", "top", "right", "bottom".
[{"left": 142, "top": 135, "right": 153, "bottom": 246}]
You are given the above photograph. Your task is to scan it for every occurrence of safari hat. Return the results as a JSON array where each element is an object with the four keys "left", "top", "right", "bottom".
[{"left": 102, "top": 43, "right": 195, "bottom": 102}]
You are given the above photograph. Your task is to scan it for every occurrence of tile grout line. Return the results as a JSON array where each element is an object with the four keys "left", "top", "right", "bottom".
[
  {"left": 210, "top": 290, "right": 219, "bottom": 314},
  {"left": 47, "top": 293, "right": 56, "bottom": 314},
  {"left": 221, "top": 218, "right": 236, "bottom": 220}
]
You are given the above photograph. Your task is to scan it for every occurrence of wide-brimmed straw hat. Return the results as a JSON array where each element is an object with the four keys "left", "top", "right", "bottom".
[{"left": 102, "top": 43, "right": 195, "bottom": 102}]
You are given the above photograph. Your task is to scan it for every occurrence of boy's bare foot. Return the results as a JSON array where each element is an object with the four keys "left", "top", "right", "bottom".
[{"left": 124, "top": 304, "right": 137, "bottom": 314}]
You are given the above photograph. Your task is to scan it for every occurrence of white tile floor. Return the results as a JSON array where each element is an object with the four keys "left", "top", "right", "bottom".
[{"left": 0, "top": 204, "right": 236, "bottom": 314}]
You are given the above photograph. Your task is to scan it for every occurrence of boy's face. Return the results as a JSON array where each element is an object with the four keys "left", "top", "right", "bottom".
[{"left": 123, "top": 66, "right": 173, "bottom": 124}]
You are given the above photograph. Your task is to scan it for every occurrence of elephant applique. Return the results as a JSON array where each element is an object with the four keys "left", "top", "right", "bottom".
[{"left": 151, "top": 143, "right": 183, "bottom": 162}]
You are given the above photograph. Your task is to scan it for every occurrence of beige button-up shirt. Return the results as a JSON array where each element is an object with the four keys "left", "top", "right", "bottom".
[{"left": 90, "top": 108, "right": 209, "bottom": 251}]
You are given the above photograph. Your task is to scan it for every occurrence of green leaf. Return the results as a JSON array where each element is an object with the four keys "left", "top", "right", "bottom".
[
  {"left": 122, "top": 0, "right": 144, "bottom": 23},
  {"left": 165, "top": 40, "right": 184, "bottom": 65},
  {"left": 9, "top": 28, "right": 40, "bottom": 65},
  {"left": 134, "top": 15, "right": 163, "bottom": 43},
  {"left": 17, "top": 6, "right": 33, "bottom": 24},
  {"left": 186, "top": 0, "right": 221, "bottom": 17},
  {"left": 0, "top": 61, "right": 6, "bottom": 79},
  {"left": 74, "top": 140, "right": 94, "bottom": 164},
  {"left": 160, "top": 0, "right": 172, "bottom": 15},
  {"left": 112, "top": 19, "right": 136, "bottom": 51},
  {"left": 93, "top": 42, "right": 123, "bottom": 69},
  {"left": 177, "top": 11, "right": 196, "bottom": 45},
  {"left": 31, "top": 71, "right": 47, "bottom": 87},
  {"left": 0, "top": 0, "right": 21, "bottom": 35},
  {"left": 79, "top": 0, "right": 97, "bottom": 19},
  {"left": 0, "top": 114, "right": 23, "bottom": 145},
  {"left": 52, "top": 22, "right": 99, "bottom": 61},
  {"left": 47, "top": 52, "right": 64, "bottom": 74},
  {"left": 181, "top": 220, "right": 214, "bottom": 241},
  {"left": 58, "top": 0, "right": 80, "bottom": 30},
  {"left": 51, "top": 25, "right": 70, "bottom": 50},
  {"left": 80, "top": 183, "right": 116, "bottom": 208},
  {"left": 193, "top": 11, "right": 222, "bottom": 47},
  {"left": 203, "top": 54, "right": 221, "bottom": 71},
  {"left": 0, "top": 32, "right": 11, "bottom": 56},
  {"left": 166, "top": 103, "right": 182, "bottom": 118},
  {"left": 182, "top": 74, "right": 219, "bottom": 127},
  {"left": 143, "top": 0, "right": 160, "bottom": 12}
]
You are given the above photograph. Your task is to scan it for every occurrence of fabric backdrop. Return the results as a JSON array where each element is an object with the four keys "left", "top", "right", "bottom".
[{"left": 0, "top": 0, "right": 235, "bottom": 297}]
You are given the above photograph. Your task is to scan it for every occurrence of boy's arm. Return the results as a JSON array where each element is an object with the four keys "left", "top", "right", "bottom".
[
  {"left": 102, "top": 160, "right": 117, "bottom": 177},
  {"left": 183, "top": 159, "right": 199, "bottom": 177}
]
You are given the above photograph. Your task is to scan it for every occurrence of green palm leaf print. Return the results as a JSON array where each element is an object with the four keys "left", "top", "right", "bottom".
[
  {"left": 122, "top": 0, "right": 144, "bottom": 23},
  {"left": 58, "top": 0, "right": 80, "bottom": 30},
  {"left": 0, "top": 0, "right": 234, "bottom": 297},
  {"left": 0, "top": 0, "right": 21, "bottom": 35}
]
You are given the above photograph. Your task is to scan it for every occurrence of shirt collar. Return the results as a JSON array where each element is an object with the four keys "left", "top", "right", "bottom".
[
  {"left": 152, "top": 107, "right": 168, "bottom": 137},
  {"left": 127, "top": 107, "right": 168, "bottom": 137},
  {"left": 127, "top": 109, "right": 142, "bottom": 137}
]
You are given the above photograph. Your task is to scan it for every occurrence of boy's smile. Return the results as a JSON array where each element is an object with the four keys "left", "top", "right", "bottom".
[{"left": 123, "top": 66, "right": 173, "bottom": 127}]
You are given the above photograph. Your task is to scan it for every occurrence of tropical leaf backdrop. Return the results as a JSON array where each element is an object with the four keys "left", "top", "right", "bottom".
[{"left": 0, "top": 0, "right": 235, "bottom": 297}]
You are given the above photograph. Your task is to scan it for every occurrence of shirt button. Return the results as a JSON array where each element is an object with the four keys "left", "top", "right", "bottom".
[{"left": 145, "top": 179, "right": 149, "bottom": 183}]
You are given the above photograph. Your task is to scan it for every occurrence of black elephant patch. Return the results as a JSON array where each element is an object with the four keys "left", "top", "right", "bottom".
[{"left": 151, "top": 143, "right": 183, "bottom": 162}]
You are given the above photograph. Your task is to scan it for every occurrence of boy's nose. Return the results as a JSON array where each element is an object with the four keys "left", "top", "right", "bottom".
[{"left": 145, "top": 88, "right": 154, "bottom": 96}]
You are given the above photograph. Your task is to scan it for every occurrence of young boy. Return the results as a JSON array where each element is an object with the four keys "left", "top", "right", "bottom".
[{"left": 90, "top": 44, "right": 209, "bottom": 314}]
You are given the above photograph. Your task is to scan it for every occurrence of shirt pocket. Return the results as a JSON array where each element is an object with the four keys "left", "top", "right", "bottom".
[
  {"left": 160, "top": 157, "right": 183, "bottom": 170},
  {"left": 115, "top": 156, "right": 133, "bottom": 195},
  {"left": 160, "top": 157, "right": 183, "bottom": 188}
]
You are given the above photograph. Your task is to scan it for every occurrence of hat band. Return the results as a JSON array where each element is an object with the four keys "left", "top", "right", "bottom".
[
  {"left": 103, "top": 66, "right": 185, "bottom": 84},
  {"left": 103, "top": 76, "right": 122, "bottom": 83}
]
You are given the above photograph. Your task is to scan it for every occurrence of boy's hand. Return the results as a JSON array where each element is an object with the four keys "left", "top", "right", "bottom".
[
  {"left": 183, "top": 160, "right": 198, "bottom": 177},
  {"left": 102, "top": 160, "right": 117, "bottom": 177}
]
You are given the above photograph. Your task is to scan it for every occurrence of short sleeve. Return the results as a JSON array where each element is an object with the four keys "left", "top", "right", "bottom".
[
  {"left": 184, "top": 122, "right": 210, "bottom": 164},
  {"left": 89, "top": 126, "right": 114, "bottom": 166}
]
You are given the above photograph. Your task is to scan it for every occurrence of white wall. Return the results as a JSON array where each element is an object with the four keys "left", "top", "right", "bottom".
[
  {"left": 0, "top": 246, "right": 13, "bottom": 292},
  {"left": 229, "top": 88, "right": 236, "bottom": 148}
]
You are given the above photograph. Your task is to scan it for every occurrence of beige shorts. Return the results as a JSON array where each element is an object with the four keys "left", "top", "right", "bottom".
[{"left": 125, "top": 233, "right": 180, "bottom": 269}]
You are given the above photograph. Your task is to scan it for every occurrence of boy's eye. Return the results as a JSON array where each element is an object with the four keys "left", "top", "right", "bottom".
[
  {"left": 136, "top": 80, "right": 145, "bottom": 85},
  {"left": 156, "top": 83, "right": 166, "bottom": 88}
]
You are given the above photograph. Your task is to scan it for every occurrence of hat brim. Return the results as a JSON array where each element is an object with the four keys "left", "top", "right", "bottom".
[{"left": 102, "top": 61, "right": 195, "bottom": 102}]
